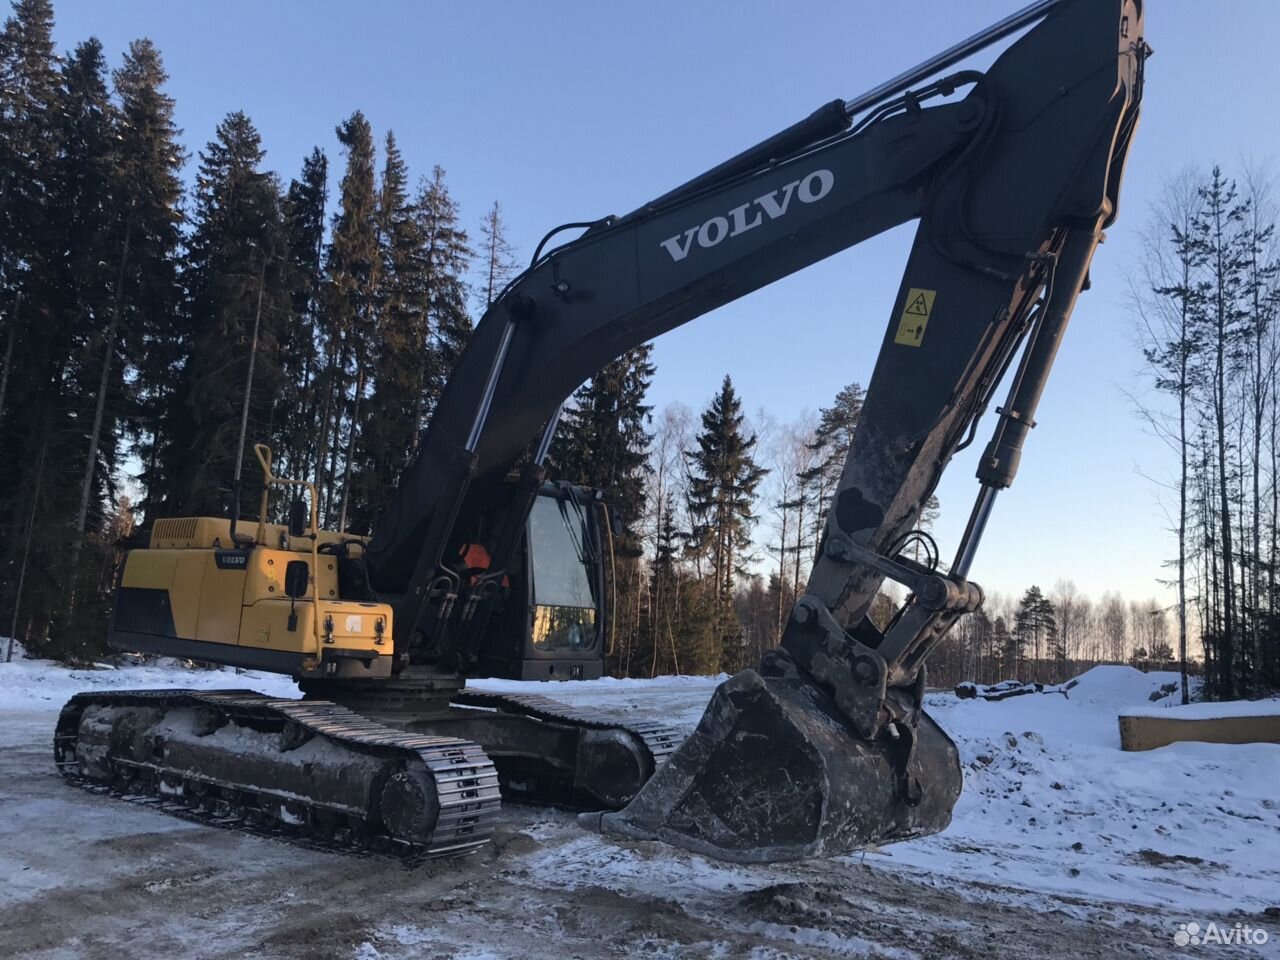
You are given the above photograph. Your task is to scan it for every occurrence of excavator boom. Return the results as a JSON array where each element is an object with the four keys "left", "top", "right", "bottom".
[
  {"left": 362, "top": 0, "right": 1143, "bottom": 860},
  {"left": 367, "top": 0, "right": 1145, "bottom": 686},
  {"left": 600, "top": 0, "right": 1146, "bottom": 860}
]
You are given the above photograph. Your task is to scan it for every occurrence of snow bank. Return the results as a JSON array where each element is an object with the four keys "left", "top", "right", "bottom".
[
  {"left": 469, "top": 673, "right": 726, "bottom": 732},
  {"left": 0, "top": 648, "right": 300, "bottom": 711},
  {"left": 1120, "top": 697, "right": 1280, "bottom": 720},
  {"left": 877, "top": 665, "right": 1280, "bottom": 913}
]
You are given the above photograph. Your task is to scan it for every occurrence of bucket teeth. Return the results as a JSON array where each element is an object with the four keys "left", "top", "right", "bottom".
[{"left": 586, "top": 669, "right": 961, "bottom": 864}]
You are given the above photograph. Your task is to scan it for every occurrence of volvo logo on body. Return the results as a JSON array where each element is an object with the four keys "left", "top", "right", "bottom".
[
  {"left": 214, "top": 548, "right": 250, "bottom": 570},
  {"left": 659, "top": 168, "right": 835, "bottom": 262}
]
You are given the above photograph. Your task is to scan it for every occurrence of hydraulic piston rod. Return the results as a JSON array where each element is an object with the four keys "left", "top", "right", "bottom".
[
  {"left": 951, "top": 225, "right": 1105, "bottom": 581},
  {"left": 843, "top": 0, "right": 1061, "bottom": 116},
  {"left": 952, "top": 485, "right": 999, "bottom": 579}
]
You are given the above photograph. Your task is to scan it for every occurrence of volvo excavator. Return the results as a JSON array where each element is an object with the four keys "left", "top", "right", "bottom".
[{"left": 53, "top": 0, "right": 1147, "bottom": 865}]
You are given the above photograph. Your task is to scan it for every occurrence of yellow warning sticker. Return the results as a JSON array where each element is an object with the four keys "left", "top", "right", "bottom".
[{"left": 894, "top": 287, "right": 936, "bottom": 347}]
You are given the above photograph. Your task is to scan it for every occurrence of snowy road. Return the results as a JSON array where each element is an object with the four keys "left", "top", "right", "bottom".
[{"left": 2, "top": 659, "right": 1277, "bottom": 959}]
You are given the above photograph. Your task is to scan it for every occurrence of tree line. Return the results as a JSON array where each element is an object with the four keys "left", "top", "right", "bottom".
[
  {"left": 923, "top": 582, "right": 1179, "bottom": 689},
  {"left": 0, "top": 0, "right": 515, "bottom": 657},
  {"left": 564, "top": 366, "right": 1175, "bottom": 686},
  {"left": 1136, "top": 164, "right": 1280, "bottom": 700}
]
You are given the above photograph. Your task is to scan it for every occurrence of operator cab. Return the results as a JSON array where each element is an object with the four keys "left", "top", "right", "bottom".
[{"left": 476, "top": 482, "right": 608, "bottom": 681}]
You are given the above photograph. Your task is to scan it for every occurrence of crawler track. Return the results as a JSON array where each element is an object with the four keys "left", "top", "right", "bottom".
[
  {"left": 456, "top": 689, "right": 682, "bottom": 769},
  {"left": 54, "top": 689, "right": 501, "bottom": 863}
]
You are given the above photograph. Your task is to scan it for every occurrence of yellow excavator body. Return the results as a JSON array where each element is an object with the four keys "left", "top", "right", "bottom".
[{"left": 112, "top": 512, "right": 395, "bottom": 681}]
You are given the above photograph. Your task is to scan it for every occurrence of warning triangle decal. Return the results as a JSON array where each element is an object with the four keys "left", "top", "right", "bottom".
[{"left": 905, "top": 292, "right": 930, "bottom": 317}]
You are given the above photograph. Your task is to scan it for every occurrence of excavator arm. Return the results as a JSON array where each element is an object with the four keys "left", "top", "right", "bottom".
[{"left": 363, "top": 0, "right": 1146, "bottom": 861}]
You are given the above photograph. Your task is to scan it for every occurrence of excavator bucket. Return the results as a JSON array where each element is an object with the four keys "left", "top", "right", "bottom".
[{"left": 585, "top": 668, "right": 961, "bottom": 864}]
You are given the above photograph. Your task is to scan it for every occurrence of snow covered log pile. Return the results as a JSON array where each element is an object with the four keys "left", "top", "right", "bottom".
[{"left": 954, "top": 677, "right": 1079, "bottom": 701}]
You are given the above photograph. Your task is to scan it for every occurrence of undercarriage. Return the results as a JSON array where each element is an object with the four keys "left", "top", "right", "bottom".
[{"left": 54, "top": 679, "right": 683, "bottom": 860}]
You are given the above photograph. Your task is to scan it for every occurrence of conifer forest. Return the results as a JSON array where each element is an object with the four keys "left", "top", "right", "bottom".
[{"left": 2, "top": 0, "right": 1277, "bottom": 701}]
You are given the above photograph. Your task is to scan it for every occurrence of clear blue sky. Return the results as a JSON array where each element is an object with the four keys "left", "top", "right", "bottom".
[{"left": 49, "top": 0, "right": 1279, "bottom": 604}]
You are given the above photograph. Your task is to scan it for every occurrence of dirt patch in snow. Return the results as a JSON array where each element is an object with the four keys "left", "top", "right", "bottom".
[{"left": 1132, "top": 848, "right": 1207, "bottom": 868}]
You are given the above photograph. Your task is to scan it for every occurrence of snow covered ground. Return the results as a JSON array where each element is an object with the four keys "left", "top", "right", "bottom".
[
  {"left": 2, "top": 652, "right": 1277, "bottom": 959},
  {"left": 889, "top": 668, "right": 1279, "bottom": 917}
]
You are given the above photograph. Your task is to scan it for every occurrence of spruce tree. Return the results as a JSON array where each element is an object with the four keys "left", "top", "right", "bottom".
[
  {"left": 798, "top": 382, "right": 863, "bottom": 561},
  {"left": 551, "top": 344, "right": 655, "bottom": 537},
  {"left": 0, "top": 0, "right": 65, "bottom": 655},
  {"left": 348, "top": 131, "right": 432, "bottom": 532},
  {"left": 798, "top": 380, "right": 938, "bottom": 567},
  {"left": 320, "top": 111, "right": 378, "bottom": 526},
  {"left": 114, "top": 39, "right": 185, "bottom": 525},
  {"left": 685, "top": 375, "right": 767, "bottom": 672},
  {"left": 166, "top": 111, "right": 287, "bottom": 517},
  {"left": 1013, "top": 585, "right": 1057, "bottom": 681},
  {"left": 0, "top": 0, "right": 59, "bottom": 303},
  {"left": 277, "top": 148, "right": 328, "bottom": 483},
  {"left": 57, "top": 38, "right": 131, "bottom": 631},
  {"left": 0, "top": 0, "right": 61, "bottom": 422},
  {"left": 416, "top": 165, "right": 473, "bottom": 403},
  {"left": 551, "top": 344, "right": 656, "bottom": 675}
]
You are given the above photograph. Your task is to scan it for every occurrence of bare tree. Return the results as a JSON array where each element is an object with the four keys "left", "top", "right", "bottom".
[
  {"left": 645, "top": 403, "right": 692, "bottom": 675},
  {"left": 1132, "top": 169, "right": 1206, "bottom": 703},
  {"left": 1129, "top": 599, "right": 1156, "bottom": 663},
  {"left": 1100, "top": 591, "right": 1129, "bottom": 663},
  {"left": 478, "top": 201, "right": 518, "bottom": 310},
  {"left": 763, "top": 414, "right": 818, "bottom": 642},
  {"left": 1052, "top": 579, "right": 1088, "bottom": 661}
]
